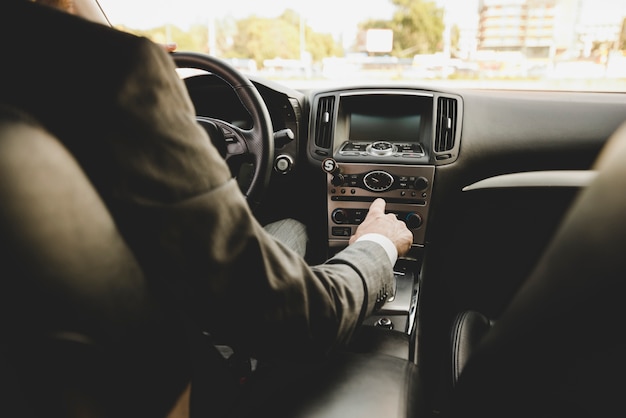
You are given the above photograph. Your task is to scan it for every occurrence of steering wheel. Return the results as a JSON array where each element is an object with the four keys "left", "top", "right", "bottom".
[{"left": 171, "top": 52, "right": 274, "bottom": 209}]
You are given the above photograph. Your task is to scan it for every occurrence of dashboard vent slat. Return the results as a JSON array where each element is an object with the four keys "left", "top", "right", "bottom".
[
  {"left": 315, "top": 96, "right": 335, "bottom": 149},
  {"left": 435, "top": 97, "right": 458, "bottom": 152}
]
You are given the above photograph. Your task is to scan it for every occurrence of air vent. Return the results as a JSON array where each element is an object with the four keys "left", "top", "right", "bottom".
[
  {"left": 434, "top": 96, "right": 458, "bottom": 152},
  {"left": 314, "top": 96, "right": 335, "bottom": 149}
]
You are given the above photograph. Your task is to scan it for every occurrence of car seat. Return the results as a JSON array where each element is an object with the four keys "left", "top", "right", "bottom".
[
  {"left": 0, "top": 106, "right": 193, "bottom": 417},
  {"left": 448, "top": 122, "right": 626, "bottom": 417}
]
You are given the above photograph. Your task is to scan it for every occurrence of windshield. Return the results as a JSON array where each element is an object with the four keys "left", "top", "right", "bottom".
[{"left": 98, "top": 0, "right": 626, "bottom": 92}]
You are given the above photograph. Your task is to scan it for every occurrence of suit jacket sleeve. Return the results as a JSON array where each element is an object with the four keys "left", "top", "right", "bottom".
[{"left": 107, "top": 38, "right": 395, "bottom": 360}]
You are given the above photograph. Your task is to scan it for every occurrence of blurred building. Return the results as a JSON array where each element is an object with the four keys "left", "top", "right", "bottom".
[
  {"left": 477, "top": 0, "right": 625, "bottom": 59},
  {"left": 479, "top": 0, "right": 566, "bottom": 58}
]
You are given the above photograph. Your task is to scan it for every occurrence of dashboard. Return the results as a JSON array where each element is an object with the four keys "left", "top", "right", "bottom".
[
  {"left": 183, "top": 71, "right": 626, "bottom": 345},
  {"left": 309, "top": 90, "right": 461, "bottom": 165}
]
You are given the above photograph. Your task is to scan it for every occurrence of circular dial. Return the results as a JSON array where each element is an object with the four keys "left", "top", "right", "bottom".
[
  {"left": 366, "top": 141, "right": 395, "bottom": 156},
  {"left": 363, "top": 170, "right": 394, "bottom": 192},
  {"left": 371, "top": 141, "right": 392, "bottom": 150}
]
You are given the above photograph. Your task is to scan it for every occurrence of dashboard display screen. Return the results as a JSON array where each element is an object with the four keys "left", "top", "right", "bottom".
[
  {"left": 341, "top": 93, "right": 432, "bottom": 144},
  {"left": 349, "top": 113, "right": 421, "bottom": 143}
]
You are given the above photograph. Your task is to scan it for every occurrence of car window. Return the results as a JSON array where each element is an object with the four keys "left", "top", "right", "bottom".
[{"left": 98, "top": 0, "right": 626, "bottom": 92}]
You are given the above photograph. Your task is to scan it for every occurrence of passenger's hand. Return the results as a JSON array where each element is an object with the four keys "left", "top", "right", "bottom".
[{"left": 349, "top": 198, "right": 413, "bottom": 257}]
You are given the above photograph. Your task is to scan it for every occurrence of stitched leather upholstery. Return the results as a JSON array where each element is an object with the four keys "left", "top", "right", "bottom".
[{"left": 449, "top": 310, "right": 492, "bottom": 387}]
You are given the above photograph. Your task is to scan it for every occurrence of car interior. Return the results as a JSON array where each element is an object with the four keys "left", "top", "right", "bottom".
[{"left": 2, "top": 0, "right": 626, "bottom": 417}]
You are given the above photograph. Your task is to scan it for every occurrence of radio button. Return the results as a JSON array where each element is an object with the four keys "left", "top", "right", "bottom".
[
  {"left": 332, "top": 209, "right": 348, "bottom": 224},
  {"left": 405, "top": 212, "right": 423, "bottom": 229},
  {"left": 332, "top": 227, "right": 351, "bottom": 237},
  {"left": 414, "top": 176, "right": 429, "bottom": 190}
]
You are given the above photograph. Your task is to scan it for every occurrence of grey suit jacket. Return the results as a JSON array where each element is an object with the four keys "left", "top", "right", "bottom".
[{"left": 1, "top": 1, "right": 394, "bottom": 360}]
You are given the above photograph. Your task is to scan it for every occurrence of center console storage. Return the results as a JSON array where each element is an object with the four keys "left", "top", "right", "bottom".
[
  {"left": 237, "top": 257, "right": 426, "bottom": 416},
  {"left": 345, "top": 257, "right": 421, "bottom": 361},
  {"left": 364, "top": 257, "right": 420, "bottom": 334}
]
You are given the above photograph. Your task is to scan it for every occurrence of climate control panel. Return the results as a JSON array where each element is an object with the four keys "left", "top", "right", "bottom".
[
  {"left": 332, "top": 208, "right": 423, "bottom": 228},
  {"left": 324, "top": 160, "right": 435, "bottom": 248}
]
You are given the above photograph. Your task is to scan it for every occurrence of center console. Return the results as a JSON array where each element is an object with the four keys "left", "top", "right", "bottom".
[
  {"left": 308, "top": 88, "right": 462, "bottom": 339},
  {"left": 324, "top": 161, "right": 435, "bottom": 249}
]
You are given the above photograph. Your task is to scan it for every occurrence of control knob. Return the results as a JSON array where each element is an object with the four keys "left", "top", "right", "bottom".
[
  {"left": 331, "top": 209, "right": 348, "bottom": 224},
  {"left": 322, "top": 157, "right": 345, "bottom": 187},
  {"left": 414, "top": 176, "right": 429, "bottom": 190},
  {"left": 331, "top": 172, "right": 345, "bottom": 187},
  {"left": 405, "top": 212, "right": 423, "bottom": 229}
]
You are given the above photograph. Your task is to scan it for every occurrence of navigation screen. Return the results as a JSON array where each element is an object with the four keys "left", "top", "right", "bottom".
[
  {"left": 349, "top": 113, "right": 421, "bottom": 143},
  {"left": 341, "top": 93, "right": 431, "bottom": 144}
]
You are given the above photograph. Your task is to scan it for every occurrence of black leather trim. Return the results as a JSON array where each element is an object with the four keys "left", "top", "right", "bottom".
[
  {"left": 349, "top": 326, "right": 411, "bottom": 360},
  {"left": 232, "top": 351, "right": 424, "bottom": 418},
  {"left": 450, "top": 311, "right": 492, "bottom": 387}
]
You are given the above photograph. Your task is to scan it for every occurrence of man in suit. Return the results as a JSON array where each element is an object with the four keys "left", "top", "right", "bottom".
[{"left": 1, "top": 0, "right": 412, "bottom": 362}]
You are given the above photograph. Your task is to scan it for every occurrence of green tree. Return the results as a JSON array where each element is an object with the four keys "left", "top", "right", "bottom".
[
  {"left": 361, "top": 0, "right": 444, "bottom": 57},
  {"left": 226, "top": 14, "right": 299, "bottom": 68},
  {"left": 307, "top": 31, "right": 343, "bottom": 61},
  {"left": 115, "top": 10, "right": 343, "bottom": 67},
  {"left": 226, "top": 10, "right": 342, "bottom": 68}
]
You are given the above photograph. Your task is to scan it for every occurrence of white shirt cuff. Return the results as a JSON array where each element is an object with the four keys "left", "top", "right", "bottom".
[{"left": 355, "top": 233, "right": 398, "bottom": 266}]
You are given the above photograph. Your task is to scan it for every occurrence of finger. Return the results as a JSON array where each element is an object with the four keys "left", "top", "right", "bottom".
[{"left": 368, "top": 198, "right": 386, "bottom": 215}]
